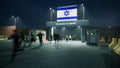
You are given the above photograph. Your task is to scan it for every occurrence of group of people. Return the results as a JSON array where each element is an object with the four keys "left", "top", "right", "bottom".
[
  {"left": 9, "top": 30, "right": 44, "bottom": 60},
  {"left": 9, "top": 29, "right": 63, "bottom": 60},
  {"left": 53, "top": 33, "right": 60, "bottom": 43}
]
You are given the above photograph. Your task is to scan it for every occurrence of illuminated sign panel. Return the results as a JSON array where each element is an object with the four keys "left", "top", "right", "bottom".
[
  {"left": 56, "top": 22, "right": 76, "bottom": 26},
  {"left": 57, "top": 5, "right": 77, "bottom": 21}
]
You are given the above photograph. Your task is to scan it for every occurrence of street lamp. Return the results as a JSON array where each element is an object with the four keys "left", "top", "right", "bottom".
[
  {"left": 49, "top": 8, "right": 55, "bottom": 41},
  {"left": 49, "top": 7, "right": 55, "bottom": 21},
  {"left": 81, "top": 3, "right": 85, "bottom": 20},
  {"left": 14, "top": 16, "right": 19, "bottom": 26},
  {"left": 11, "top": 15, "right": 19, "bottom": 26}
]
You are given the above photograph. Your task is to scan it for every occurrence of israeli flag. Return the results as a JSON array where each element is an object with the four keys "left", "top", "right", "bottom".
[{"left": 57, "top": 5, "right": 77, "bottom": 21}]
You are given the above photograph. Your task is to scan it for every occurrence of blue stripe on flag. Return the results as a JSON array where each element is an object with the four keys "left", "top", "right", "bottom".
[
  {"left": 57, "top": 6, "right": 77, "bottom": 10},
  {"left": 57, "top": 16, "right": 77, "bottom": 20}
]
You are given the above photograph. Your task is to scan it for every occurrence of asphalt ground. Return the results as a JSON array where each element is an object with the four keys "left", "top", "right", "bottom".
[{"left": 0, "top": 40, "right": 119, "bottom": 68}]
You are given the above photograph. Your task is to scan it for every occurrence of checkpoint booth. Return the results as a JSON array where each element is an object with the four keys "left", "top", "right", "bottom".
[
  {"left": 46, "top": 5, "right": 90, "bottom": 42},
  {"left": 46, "top": 20, "right": 89, "bottom": 42}
]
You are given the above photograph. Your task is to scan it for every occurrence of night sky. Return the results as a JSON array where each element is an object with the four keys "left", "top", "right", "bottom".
[{"left": 0, "top": 0, "right": 120, "bottom": 28}]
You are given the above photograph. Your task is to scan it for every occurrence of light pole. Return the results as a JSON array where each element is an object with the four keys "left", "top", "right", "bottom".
[
  {"left": 49, "top": 8, "right": 52, "bottom": 21},
  {"left": 52, "top": 9, "right": 55, "bottom": 20},
  {"left": 49, "top": 7, "right": 55, "bottom": 21},
  {"left": 11, "top": 15, "right": 20, "bottom": 28},
  {"left": 80, "top": 3, "right": 85, "bottom": 42},
  {"left": 81, "top": 3, "right": 85, "bottom": 20},
  {"left": 49, "top": 8, "right": 55, "bottom": 41},
  {"left": 14, "top": 16, "right": 19, "bottom": 27}
]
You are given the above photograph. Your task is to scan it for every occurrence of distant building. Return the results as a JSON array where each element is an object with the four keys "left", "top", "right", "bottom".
[{"left": 0, "top": 26, "right": 16, "bottom": 40}]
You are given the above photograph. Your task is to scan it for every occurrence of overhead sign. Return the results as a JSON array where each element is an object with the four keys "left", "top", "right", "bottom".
[
  {"left": 56, "top": 22, "right": 76, "bottom": 26},
  {"left": 46, "top": 20, "right": 89, "bottom": 27},
  {"left": 57, "top": 5, "right": 77, "bottom": 21}
]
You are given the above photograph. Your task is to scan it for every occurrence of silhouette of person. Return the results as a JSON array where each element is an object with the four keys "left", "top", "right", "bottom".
[
  {"left": 19, "top": 30, "right": 25, "bottom": 47},
  {"left": 56, "top": 33, "right": 60, "bottom": 43},
  {"left": 54, "top": 33, "right": 57, "bottom": 43},
  {"left": 66, "top": 35, "right": 69, "bottom": 42},
  {"left": 50, "top": 34, "right": 52, "bottom": 43},
  {"left": 29, "top": 32, "right": 35, "bottom": 47},
  {"left": 37, "top": 32, "right": 44, "bottom": 46},
  {"left": 9, "top": 30, "right": 23, "bottom": 60}
]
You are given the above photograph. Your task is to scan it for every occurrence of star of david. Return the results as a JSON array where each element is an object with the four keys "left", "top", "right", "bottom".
[{"left": 64, "top": 10, "right": 69, "bottom": 16}]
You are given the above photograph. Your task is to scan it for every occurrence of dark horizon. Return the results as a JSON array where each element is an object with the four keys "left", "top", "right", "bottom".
[{"left": 0, "top": 0, "right": 120, "bottom": 28}]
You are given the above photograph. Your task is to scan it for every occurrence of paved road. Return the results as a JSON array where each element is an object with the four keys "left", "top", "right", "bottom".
[{"left": 0, "top": 40, "right": 114, "bottom": 68}]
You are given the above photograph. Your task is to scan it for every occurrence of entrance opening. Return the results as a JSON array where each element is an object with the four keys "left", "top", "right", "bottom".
[{"left": 53, "top": 26, "right": 82, "bottom": 41}]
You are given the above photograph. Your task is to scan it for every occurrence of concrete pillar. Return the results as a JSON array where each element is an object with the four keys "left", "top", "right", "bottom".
[{"left": 81, "top": 26, "right": 85, "bottom": 42}]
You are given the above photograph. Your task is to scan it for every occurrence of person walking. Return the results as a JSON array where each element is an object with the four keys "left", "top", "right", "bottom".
[
  {"left": 19, "top": 30, "right": 25, "bottom": 47},
  {"left": 37, "top": 32, "right": 44, "bottom": 46},
  {"left": 29, "top": 32, "right": 36, "bottom": 47},
  {"left": 9, "top": 30, "right": 23, "bottom": 60},
  {"left": 54, "top": 33, "right": 57, "bottom": 43},
  {"left": 50, "top": 34, "right": 52, "bottom": 43}
]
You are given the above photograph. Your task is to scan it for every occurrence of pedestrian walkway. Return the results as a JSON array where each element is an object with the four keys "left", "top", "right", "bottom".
[{"left": 0, "top": 40, "right": 120, "bottom": 68}]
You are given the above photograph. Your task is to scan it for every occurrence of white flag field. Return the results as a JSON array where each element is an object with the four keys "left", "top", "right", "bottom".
[{"left": 57, "top": 5, "right": 77, "bottom": 21}]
